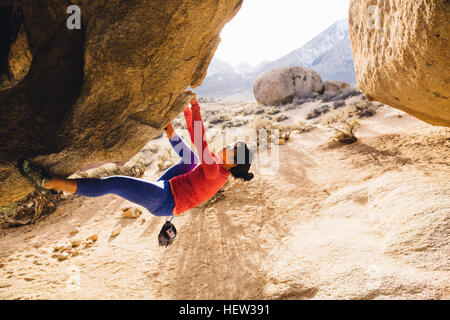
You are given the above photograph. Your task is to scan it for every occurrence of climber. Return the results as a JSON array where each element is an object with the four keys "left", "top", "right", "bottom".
[{"left": 18, "top": 91, "right": 254, "bottom": 246}]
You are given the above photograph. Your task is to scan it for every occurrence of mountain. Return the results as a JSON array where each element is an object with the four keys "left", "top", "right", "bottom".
[
  {"left": 254, "top": 19, "right": 350, "bottom": 75},
  {"left": 206, "top": 56, "right": 236, "bottom": 76},
  {"left": 196, "top": 18, "right": 356, "bottom": 100}
]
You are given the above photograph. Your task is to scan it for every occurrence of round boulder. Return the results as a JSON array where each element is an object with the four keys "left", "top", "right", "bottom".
[
  {"left": 253, "top": 66, "right": 324, "bottom": 106},
  {"left": 323, "top": 80, "right": 351, "bottom": 93}
]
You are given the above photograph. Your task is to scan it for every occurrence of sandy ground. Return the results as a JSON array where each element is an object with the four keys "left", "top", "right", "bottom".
[{"left": 0, "top": 104, "right": 449, "bottom": 300}]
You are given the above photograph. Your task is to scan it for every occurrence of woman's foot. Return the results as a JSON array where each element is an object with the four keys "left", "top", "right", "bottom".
[{"left": 19, "top": 159, "right": 53, "bottom": 190}]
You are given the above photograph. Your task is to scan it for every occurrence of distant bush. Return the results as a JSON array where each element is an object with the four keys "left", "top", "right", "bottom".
[
  {"left": 321, "top": 89, "right": 363, "bottom": 103},
  {"left": 209, "top": 115, "right": 228, "bottom": 124},
  {"left": 267, "top": 108, "right": 281, "bottom": 115},
  {"left": 333, "top": 101, "right": 346, "bottom": 109},
  {"left": 291, "top": 120, "right": 314, "bottom": 133},
  {"left": 272, "top": 124, "right": 293, "bottom": 144},
  {"left": 354, "top": 101, "right": 379, "bottom": 118},
  {"left": 306, "top": 105, "right": 330, "bottom": 119},
  {"left": 156, "top": 146, "right": 176, "bottom": 171},
  {"left": 275, "top": 114, "right": 289, "bottom": 122},
  {"left": 322, "top": 106, "right": 361, "bottom": 144}
]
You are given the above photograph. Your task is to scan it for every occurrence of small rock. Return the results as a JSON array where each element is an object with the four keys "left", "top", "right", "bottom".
[
  {"left": 25, "top": 234, "right": 35, "bottom": 240},
  {"left": 86, "top": 234, "right": 98, "bottom": 242},
  {"left": 83, "top": 239, "right": 94, "bottom": 247},
  {"left": 61, "top": 242, "right": 72, "bottom": 251},
  {"left": 57, "top": 252, "right": 70, "bottom": 261},
  {"left": 121, "top": 208, "right": 141, "bottom": 218},
  {"left": 68, "top": 249, "right": 81, "bottom": 256},
  {"left": 70, "top": 227, "right": 81, "bottom": 235},
  {"left": 54, "top": 240, "right": 71, "bottom": 252},
  {"left": 111, "top": 227, "right": 121, "bottom": 237},
  {"left": 140, "top": 218, "right": 146, "bottom": 224},
  {"left": 70, "top": 240, "right": 82, "bottom": 247}
]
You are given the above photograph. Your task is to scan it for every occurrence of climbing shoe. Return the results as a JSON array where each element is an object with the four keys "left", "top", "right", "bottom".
[{"left": 18, "top": 159, "right": 53, "bottom": 190}]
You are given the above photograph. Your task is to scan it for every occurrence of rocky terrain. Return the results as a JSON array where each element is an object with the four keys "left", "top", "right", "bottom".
[
  {"left": 0, "top": 93, "right": 448, "bottom": 299},
  {"left": 0, "top": 0, "right": 449, "bottom": 301}
]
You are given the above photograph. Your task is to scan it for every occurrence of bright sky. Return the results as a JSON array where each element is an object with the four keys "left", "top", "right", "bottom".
[{"left": 215, "top": 0, "right": 351, "bottom": 67}]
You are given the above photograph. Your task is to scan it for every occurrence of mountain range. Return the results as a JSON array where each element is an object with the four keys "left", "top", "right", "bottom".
[{"left": 196, "top": 18, "right": 356, "bottom": 100}]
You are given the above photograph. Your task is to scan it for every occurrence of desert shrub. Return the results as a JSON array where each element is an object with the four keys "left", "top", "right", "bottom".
[
  {"left": 156, "top": 146, "right": 176, "bottom": 171},
  {"left": 306, "top": 105, "right": 330, "bottom": 119},
  {"left": 322, "top": 106, "right": 361, "bottom": 144},
  {"left": 254, "top": 117, "right": 273, "bottom": 147},
  {"left": 339, "top": 88, "right": 363, "bottom": 100},
  {"left": 333, "top": 101, "right": 346, "bottom": 109},
  {"left": 321, "top": 89, "right": 363, "bottom": 103},
  {"left": 267, "top": 108, "right": 281, "bottom": 115},
  {"left": 321, "top": 91, "right": 341, "bottom": 103},
  {"left": 272, "top": 124, "right": 293, "bottom": 144},
  {"left": 291, "top": 120, "right": 314, "bottom": 133},
  {"left": 354, "top": 101, "right": 379, "bottom": 118},
  {"left": 209, "top": 115, "right": 227, "bottom": 124},
  {"left": 293, "top": 93, "right": 321, "bottom": 105},
  {"left": 254, "top": 108, "right": 265, "bottom": 115},
  {"left": 275, "top": 114, "right": 289, "bottom": 122},
  {"left": 224, "top": 121, "right": 244, "bottom": 128}
]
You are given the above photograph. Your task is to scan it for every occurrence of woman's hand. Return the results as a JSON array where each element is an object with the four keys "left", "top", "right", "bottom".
[{"left": 184, "top": 90, "right": 197, "bottom": 105}]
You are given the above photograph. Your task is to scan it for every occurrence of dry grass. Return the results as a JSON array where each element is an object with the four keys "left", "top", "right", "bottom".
[{"left": 322, "top": 106, "right": 361, "bottom": 144}]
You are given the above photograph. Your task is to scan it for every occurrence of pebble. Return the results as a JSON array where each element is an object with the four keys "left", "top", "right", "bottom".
[
  {"left": 70, "top": 240, "right": 82, "bottom": 247},
  {"left": 83, "top": 240, "right": 94, "bottom": 247},
  {"left": 70, "top": 227, "right": 81, "bottom": 235},
  {"left": 86, "top": 234, "right": 98, "bottom": 242},
  {"left": 111, "top": 227, "right": 121, "bottom": 237},
  {"left": 121, "top": 207, "right": 141, "bottom": 218},
  {"left": 57, "top": 252, "right": 70, "bottom": 261}
]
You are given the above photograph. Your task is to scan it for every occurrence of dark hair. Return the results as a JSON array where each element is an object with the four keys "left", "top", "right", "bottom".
[{"left": 229, "top": 141, "right": 254, "bottom": 182}]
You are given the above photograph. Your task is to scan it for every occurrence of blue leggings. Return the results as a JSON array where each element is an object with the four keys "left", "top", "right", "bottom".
[{"left": 75, "top": 135, "right": 199, "bottom": 216}]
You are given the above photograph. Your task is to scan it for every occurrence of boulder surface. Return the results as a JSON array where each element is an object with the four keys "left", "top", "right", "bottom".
[
  {"left": 253, "top": 66, "right": 324, "bottom": 106},
  {"left": 323, "top": 80, "right": 351, "bottom": 93},
  {"left": 349, "top": 0, "right": 450, "bottom": 126},
  {"left": 0, "top": 0, "right": 243, "bottom": 206}
]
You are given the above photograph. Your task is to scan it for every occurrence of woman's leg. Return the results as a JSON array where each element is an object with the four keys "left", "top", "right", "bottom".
[
  {"left": 157, "top": 134, "right": 199, "bottom": 181},
  {"left": 45, "top": 176, "right": 173, "bottom": 216},
  {"left": 44, "top": 178, "right": 77, "bottom": 193}
]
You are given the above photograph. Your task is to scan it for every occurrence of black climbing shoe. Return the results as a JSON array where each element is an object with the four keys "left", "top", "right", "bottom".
[{"left": 18, "top": 159, "right": 53, "bottom": 190}]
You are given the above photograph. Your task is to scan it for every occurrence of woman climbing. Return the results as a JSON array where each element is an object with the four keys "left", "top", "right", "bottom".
[{"left": 18, "top": 91, "right": 254, "bottom": 246}]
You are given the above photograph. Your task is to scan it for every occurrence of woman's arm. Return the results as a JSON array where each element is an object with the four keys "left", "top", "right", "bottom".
[
  {"left": 164, "top": 122, "right": 176, "bottom": 140},
  {"left": 190, "top": 99, "right": 220, "bottom": 178},
  {"left": 183, "top": 106, "right": 195, "bottom": 144}
]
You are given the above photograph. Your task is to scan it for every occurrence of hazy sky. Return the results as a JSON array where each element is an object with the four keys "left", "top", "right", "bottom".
[{"left": 215, "top": 0, "right": 351, "bottom": 67}]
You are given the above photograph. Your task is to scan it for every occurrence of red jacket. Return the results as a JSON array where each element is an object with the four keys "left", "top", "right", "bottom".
[{"left": 169, "top": 101, "right": 230, "bottom": 215}]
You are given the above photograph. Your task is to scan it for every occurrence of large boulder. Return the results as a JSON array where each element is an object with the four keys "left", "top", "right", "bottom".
[
  {"left": 0, "top": 0, "right": 243, "bottom": 206},
  {"left": 323, "top": 80, "right": 351, "bottom": 93},
  {"left": 253, "top": 66, "right": 324, "bottom": 106},
  {"left": 349, "top": 0, "right": 450, "bottom": 126}
]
